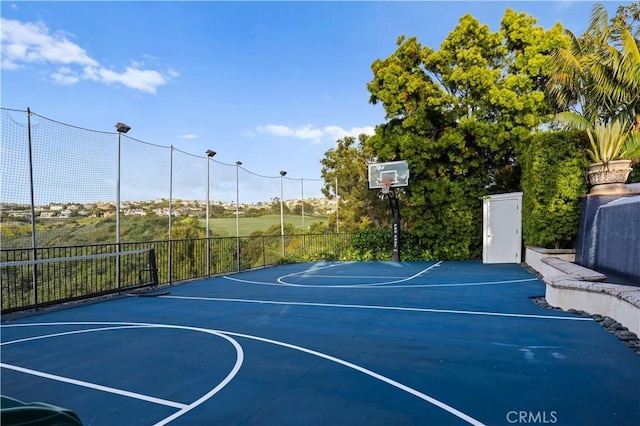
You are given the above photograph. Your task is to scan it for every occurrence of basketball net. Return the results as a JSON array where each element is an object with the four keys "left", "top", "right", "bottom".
[{"left": 381, "top": 180, "right": 392, "bottom": 194}]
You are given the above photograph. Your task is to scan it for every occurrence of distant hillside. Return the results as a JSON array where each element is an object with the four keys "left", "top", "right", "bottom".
[
  {"left": 1, "top": 214, "right": 328, "bottom": 249},
  {"left": 199, "top": 214, "right": 327, "bottom": 237}
]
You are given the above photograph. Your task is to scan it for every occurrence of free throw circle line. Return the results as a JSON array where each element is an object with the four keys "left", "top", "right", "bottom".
[
  {"left": 221, "top": 262, "right": 355, "bottom": 287},
  {"left": 223, "top": 275, "right": 538, "bottom": 289},
  {"left": 1, "top": 322, "right": 244, "bottom": 426},
  {"left": 276, "top": 261, "right": 443, "bottom": 287}
]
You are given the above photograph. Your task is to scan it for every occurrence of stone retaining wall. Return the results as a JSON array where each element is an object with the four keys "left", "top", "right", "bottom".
[{"left": 527, "top": 254, "right": 640, "bottom": 336}]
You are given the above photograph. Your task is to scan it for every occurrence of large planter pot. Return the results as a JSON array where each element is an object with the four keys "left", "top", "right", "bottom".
[
  {"left": 588, "top": 160, "right": 633, "bottom": 195},
  {"left": 588, "top": 160, "right": 633, "bottom": 185}
]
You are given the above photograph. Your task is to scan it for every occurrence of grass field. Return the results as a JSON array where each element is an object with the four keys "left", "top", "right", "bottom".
[
  {"left": 1, "top": 214, "right": 329, "bottom": 249},
  {"left": 201, "top": 214, "right": 328, "bottom": 236}
]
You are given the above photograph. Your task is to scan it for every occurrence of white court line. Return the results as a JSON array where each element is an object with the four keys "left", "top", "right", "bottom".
[
  {"left": 1, "top": 322, "right": 244, "bottom": 426},
  {"left": 276, "top": 261, "right": 442, "bottom": 287},
  {"left": 152, "top": 329, "right": 244, "bottom": 426},
  {"left": 157, "top": 295, "right": 592, "bottom": 321},
  {"left": 375, "top": 278, "right": 538, "bottom": 288},
  {"left": 0, "top": 362, "right": 188, "bottom": 409},
  {"left": 278, "top": 261, "right": 355, "bottom": 277},
  {"left": 222, "top": 275, "right": 285, "bottom": 286},
  {"left": 0, "top": 325, "right": 155, "bottom": 347},
  {"left": 221, "top": 262, "right": 355, "bottom": 287},
  {"left": 290, "top": 275, "right": 412, "bottom": 279},
  {"left": 2, "top": 321, "right": 485, "bottom": 425},
  {"left": 221, "top": 330, "right": 485, "bottom": 425},
  {"left": 223, "top": 274, "right": 538, "bottom": 289}
]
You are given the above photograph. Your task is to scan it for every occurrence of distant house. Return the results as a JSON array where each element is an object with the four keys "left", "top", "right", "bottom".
[{"left": 124, "top": 209, "right": 147, "bottom": 216}]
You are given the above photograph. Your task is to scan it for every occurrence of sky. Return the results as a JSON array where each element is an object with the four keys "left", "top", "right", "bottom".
[{"left": 0, "top": 0, "right": 626, "bottom": 203}]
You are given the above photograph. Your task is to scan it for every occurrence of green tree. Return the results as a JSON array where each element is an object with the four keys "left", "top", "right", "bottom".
[
  {"left": 169, "top": 218, "right": 206, "bottom": 279},
  {"left": 308, "top": 221, "right": 329, "bottom": 234},
  {"left": 320, "top": 134, "right": 390, "bottom": 232},
  {"left": 292, "top": 201, "right": 316, "bottom": 215},
  {"left": 170, "top": 218, "right": 205, "bottom": 239},
  {"left": 366, "top": 9, "right": 567, "bottom": 259}
]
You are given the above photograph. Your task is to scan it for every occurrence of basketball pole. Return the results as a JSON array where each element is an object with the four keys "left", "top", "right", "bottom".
[
  {"left": 386, "top": 188, "right": 401, "bottom": 262},
  {"left": 368, "top": 160, "right": 409, "bottom": 263}
]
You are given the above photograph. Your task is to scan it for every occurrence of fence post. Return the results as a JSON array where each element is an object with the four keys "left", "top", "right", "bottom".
[
  {"left": 301, "top": 178, "right": 305, "bottom": 251},
  {"left": 335, "top": 177, "right": 339, "bottom": 234},
  {"left": 206, "top": 155, "right": 210, "bottom": 277},
  {"left": 148, "top": 248, "right": 159, "bottom": 285},
  {"left": 235, "top": 161, "right": 242, "bottom": 271},
  {"left": 26, "top": 108, "right": 38, "bottom": 306},
  {"left": 168, "top": 145, "right": 174, "bottom": 283},
  {"left": 114, "top": 122, "right": 131, "bottom": 289},
  {"left": 279, "top": 170, "right": 286, "bottom": 258}
]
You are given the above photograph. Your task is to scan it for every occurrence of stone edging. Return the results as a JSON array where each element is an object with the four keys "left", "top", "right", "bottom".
[
  {"left": 542, "top": 273, "right": 640, "bottom": 337},
  {"left": 541, "top": 257, "right": 606, "bottom": 281},
  {"left": 542, "top": 274, "right": 640, "bottom": 310},
  {"left": 531, "top": 296, "right": 640, "bottom": 355},
  {"left": 524, "top": 256, "right": 640, "bottom": 355}
]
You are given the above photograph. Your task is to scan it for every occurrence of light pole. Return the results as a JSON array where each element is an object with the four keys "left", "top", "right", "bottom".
[
  {"left": 205, "top": 150, "right": 216, "bottom": 276},
  {"left": 235, "top": 161, "right": 242, "bottom": 270},
  {"left": 300, "top": 178, "right": 305, "bottom": 251},
  {"left": 114, "top": 122, "right": 131, "bottom": 288},
  {"left": 279, "top": 171, "right": 287, "bottom": 258},
  {"left": 335, "top": 177, "right": 339, "bottom": 234}
]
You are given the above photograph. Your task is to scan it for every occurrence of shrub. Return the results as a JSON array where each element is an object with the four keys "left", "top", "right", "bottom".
[{"left": 521, "top": 131, "right": 589, "bottom": 248}]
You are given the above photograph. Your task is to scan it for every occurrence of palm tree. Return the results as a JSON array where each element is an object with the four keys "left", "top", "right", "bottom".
[{"left": 547, "top": 3, "right": 640, "bottom": 127}]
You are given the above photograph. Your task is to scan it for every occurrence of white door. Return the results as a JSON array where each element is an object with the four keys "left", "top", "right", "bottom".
[{"left": 483, "top": 192, "right": 522, "bottom": 264}]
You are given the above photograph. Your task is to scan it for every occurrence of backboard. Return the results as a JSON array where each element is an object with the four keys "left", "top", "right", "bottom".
[{"left": 368, "top": 161, "right": 409, "bottom": 190}]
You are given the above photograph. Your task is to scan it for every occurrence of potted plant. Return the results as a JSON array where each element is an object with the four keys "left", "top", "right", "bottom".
[
  {"left": 555, "top": 112, "right": 640, "bottom": 189},
  {"left": 545, "top": 2, "right": 640, "bottom": 191}
]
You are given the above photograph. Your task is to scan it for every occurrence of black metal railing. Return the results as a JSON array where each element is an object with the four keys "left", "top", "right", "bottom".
[{"left": 1, "top": 233, "right": 357, "bottom": 314}]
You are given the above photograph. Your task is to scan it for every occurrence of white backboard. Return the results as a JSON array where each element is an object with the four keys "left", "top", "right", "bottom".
[{"left": 368, "top": 161, "right": 409, "bottom": 189}]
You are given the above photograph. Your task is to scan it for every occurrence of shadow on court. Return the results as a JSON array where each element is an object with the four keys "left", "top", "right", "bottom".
[{"left": 2, "top": 261, "right": 638, "bottom": 425}]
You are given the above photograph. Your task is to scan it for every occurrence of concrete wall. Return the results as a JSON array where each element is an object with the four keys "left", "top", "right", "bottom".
[
  {"left": 545, "top": 279, "right": 640, "bottom": 336},
  {"left": 524, "top": 247, "right": 575, "bottom": 277}
]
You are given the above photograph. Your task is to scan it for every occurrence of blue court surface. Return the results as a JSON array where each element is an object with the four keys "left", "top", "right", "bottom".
[{"left": 1, "top": 261, "right": 638, "bottom": 425}]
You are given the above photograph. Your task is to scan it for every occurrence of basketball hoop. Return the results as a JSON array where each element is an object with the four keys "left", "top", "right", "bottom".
[{"left": 380, "top": 180, "right": 392, "bottom": 194}]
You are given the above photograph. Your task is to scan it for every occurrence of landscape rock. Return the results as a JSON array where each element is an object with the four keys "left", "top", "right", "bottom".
[{"left": 532, "top": 297, "right": 639, "bottom": 356}]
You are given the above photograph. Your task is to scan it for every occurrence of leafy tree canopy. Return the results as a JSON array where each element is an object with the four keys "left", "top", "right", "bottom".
[
  {"left": 320, "top": 134, "right": 392, "bottom": 232},
  {"left": 364, "top": 9, "right": 568, "bottom": 259}
]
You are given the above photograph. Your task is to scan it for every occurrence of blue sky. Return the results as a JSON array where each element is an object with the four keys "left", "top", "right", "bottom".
[{"left": 0, "top": 1, "right": 623, "bottom": 203}]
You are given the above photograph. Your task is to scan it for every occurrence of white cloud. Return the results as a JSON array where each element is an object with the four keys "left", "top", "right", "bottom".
[
  {"left": 82, "top": 64, "right": 174, "bottom": 94},
  {"left": 324, "top": 125, "right": 376, "bottom": 141},
  {"left": 51, "top": 67, "right": 79, "bottom": 85},
  {"left": 179, "top": 134, "right": 199, "bottom": 140},
  {"left": 0, "top": 17, "right": 176, "bottom": 93},
  {"left": 256, "top": 124, "right": 375, "bottom": 144},
  {"left": 258, "top": 124, "right": 294, "bottom": 137}
]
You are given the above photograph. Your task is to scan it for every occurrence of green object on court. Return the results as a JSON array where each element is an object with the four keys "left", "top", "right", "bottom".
[{"left": 0, "top": 396, "right": 83, "bottom": 426}]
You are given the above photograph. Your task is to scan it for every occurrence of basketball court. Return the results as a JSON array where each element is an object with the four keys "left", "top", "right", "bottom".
[{"left": 2, "top": 261, "right": 638, "bottom": 425}]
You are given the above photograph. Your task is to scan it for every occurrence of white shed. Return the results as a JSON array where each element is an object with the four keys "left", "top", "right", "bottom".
[{"left": 482, "top": 192, "right": 523, "bottom": 264}]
